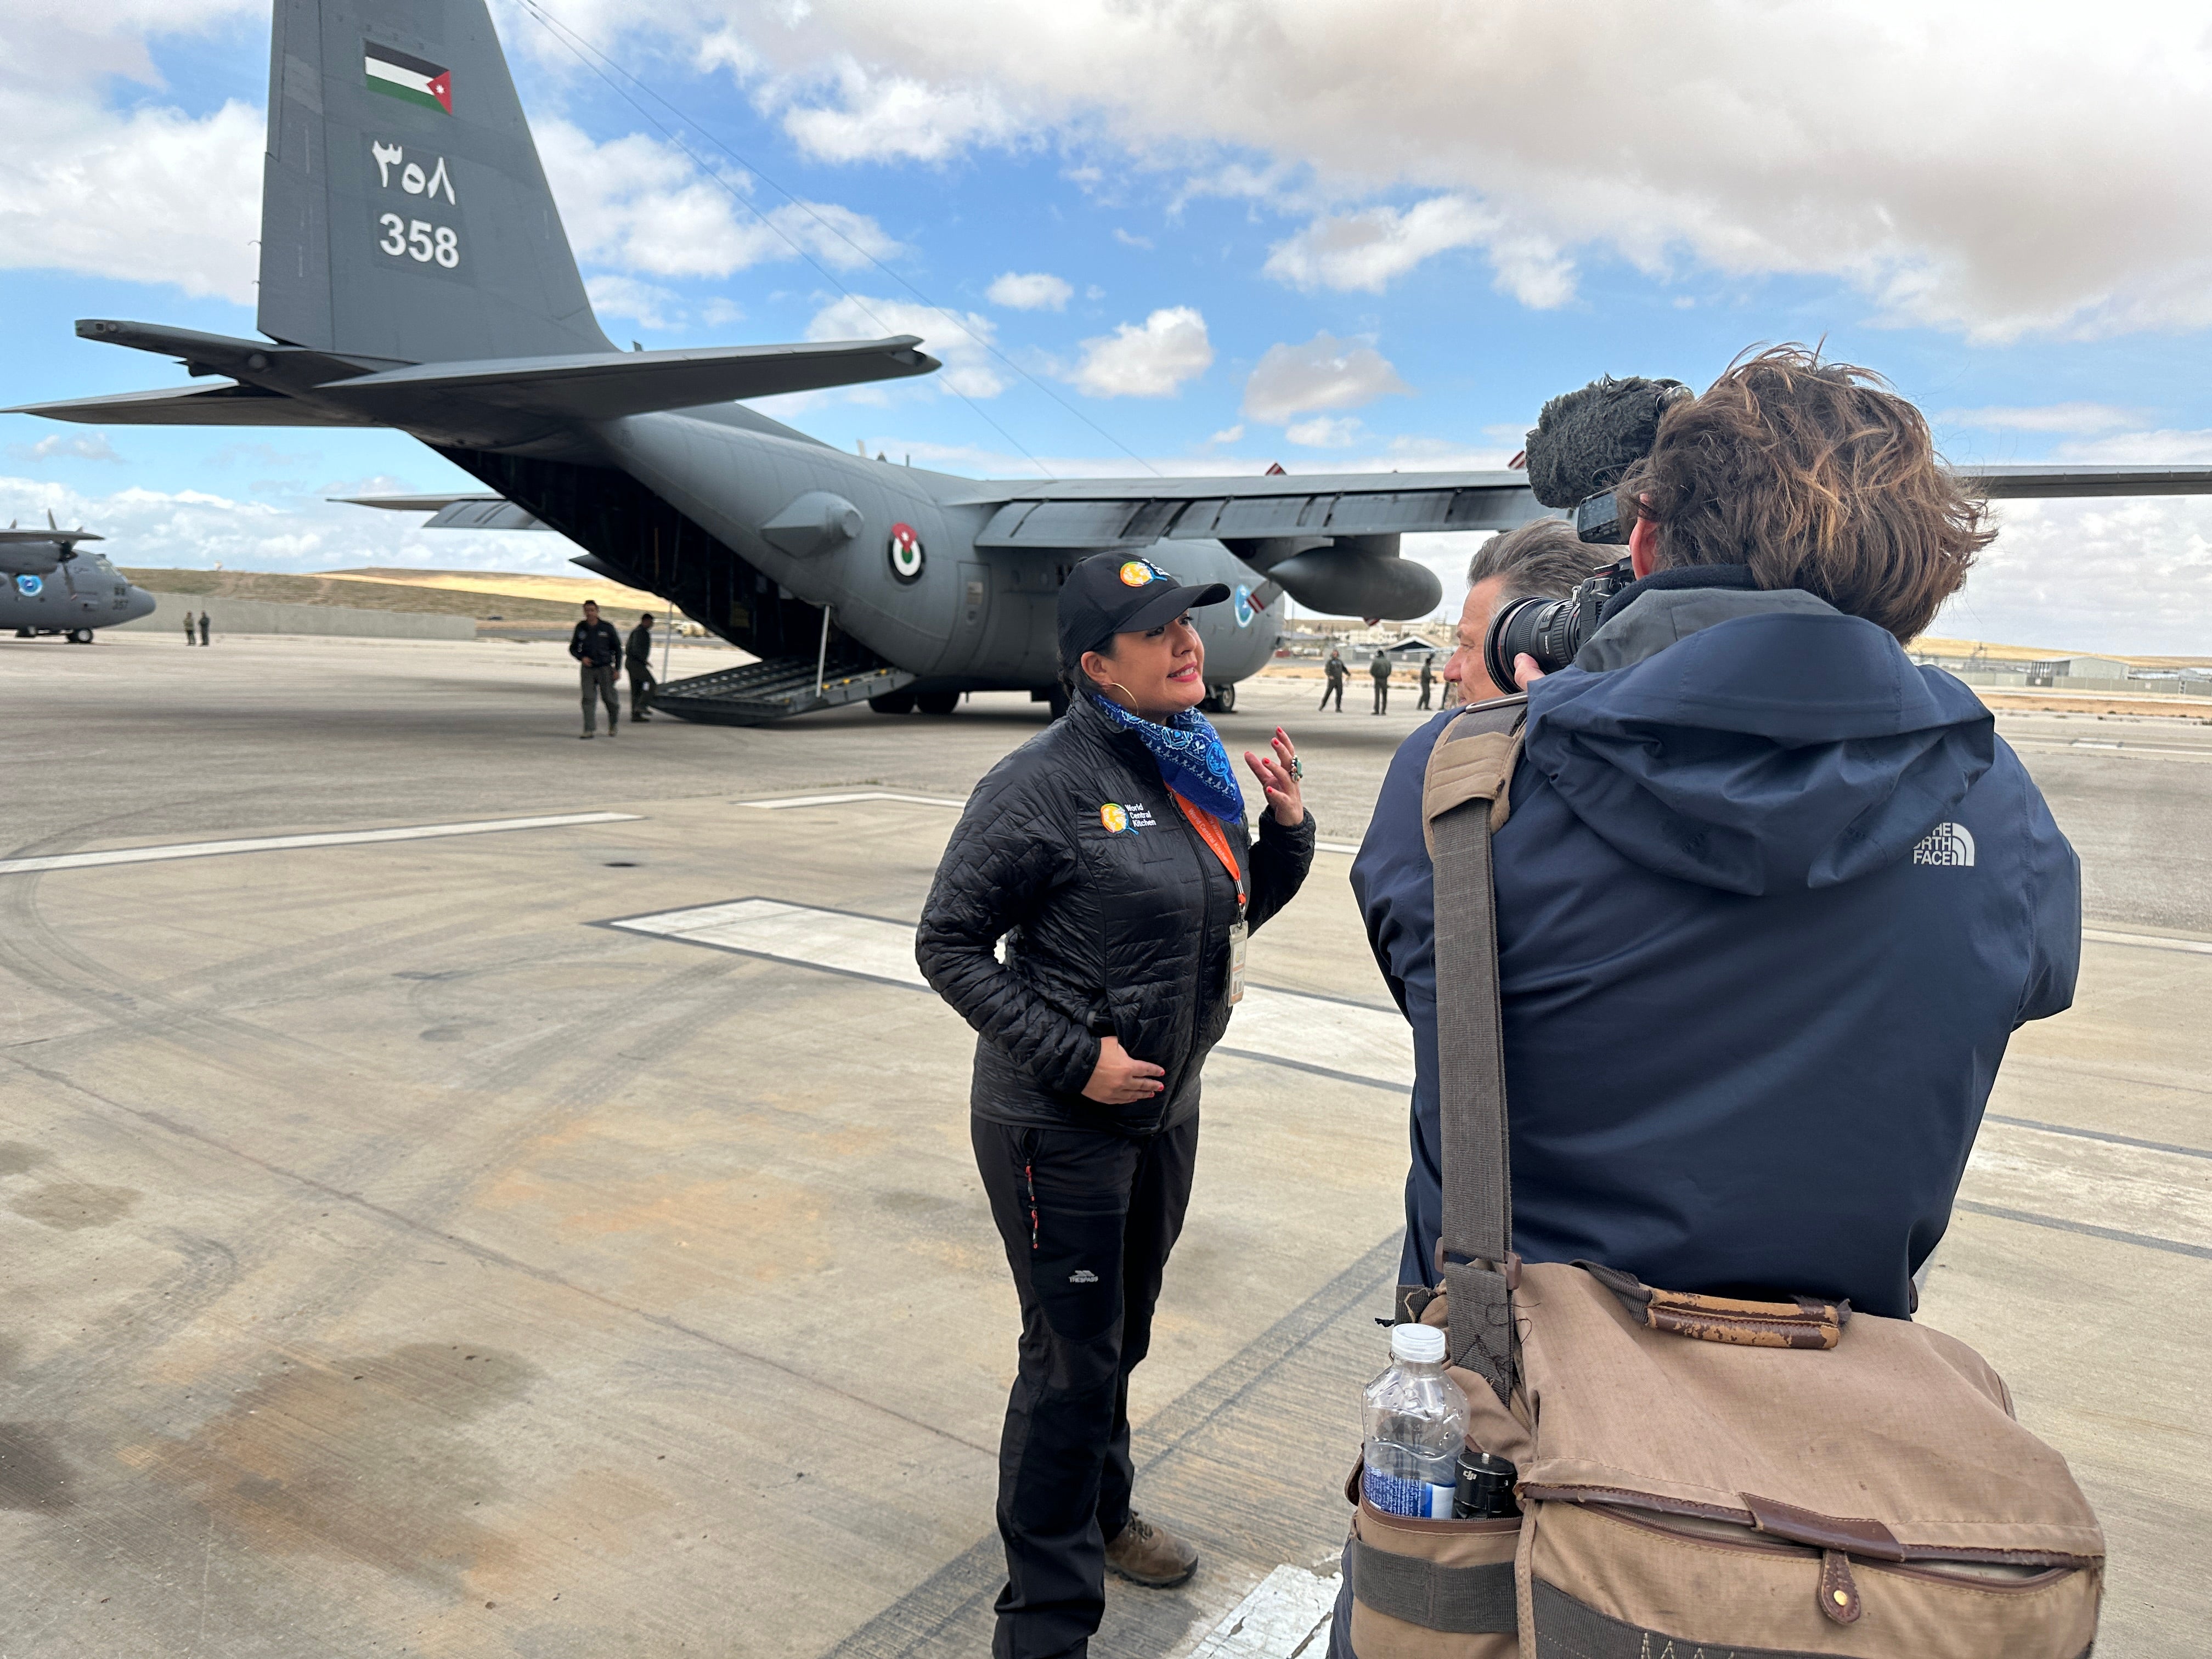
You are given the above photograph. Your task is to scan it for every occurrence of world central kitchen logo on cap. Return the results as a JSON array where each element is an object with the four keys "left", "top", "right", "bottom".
[
  {"left": 1118, "top": 560, "right": 1161, "bottom": 587},
  {"left": 365, "top": 42, "right": 453, "bottom": 113}
]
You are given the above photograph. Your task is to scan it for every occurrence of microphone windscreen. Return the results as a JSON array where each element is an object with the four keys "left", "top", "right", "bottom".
[{"left": 1525, "top": 376, "right": 1690, "bottom": 509}]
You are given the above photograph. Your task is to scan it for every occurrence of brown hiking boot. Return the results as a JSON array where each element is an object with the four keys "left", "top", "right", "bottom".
[{"left": 1104, "top": 1512, "right": 1198, "bottom": 1588}]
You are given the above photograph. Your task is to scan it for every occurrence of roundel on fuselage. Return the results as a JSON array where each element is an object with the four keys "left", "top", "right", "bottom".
[
  {"left": 888, "top": 522, "right": 926, "bottom": 582},
  {"left": 15, "top": 574, "right": 42, "bottom": 596}
]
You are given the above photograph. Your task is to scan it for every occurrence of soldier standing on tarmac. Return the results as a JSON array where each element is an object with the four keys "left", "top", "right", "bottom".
[
  {"left": 1370, "top": 647, "right": 1392, "bottom": 714},
  {"left": 182, "top": 609, "right": 196, "bottom": 646},
  {"left": 1321, "top": 647, "right": 1346, "bottom": 712},
  {"left": 569, "top": 600, "right": 622, "bottom": 738},
  {"left": 626, "top": 612, "right": 657, "bottom": 722},
  {"left": 1418, "top": 651, "right": 1435, "bottom": 709}
]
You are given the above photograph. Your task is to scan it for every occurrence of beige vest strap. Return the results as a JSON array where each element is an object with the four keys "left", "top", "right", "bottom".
[{"left": 1421, "top": 701, "right": 1526, "bottom": 855}]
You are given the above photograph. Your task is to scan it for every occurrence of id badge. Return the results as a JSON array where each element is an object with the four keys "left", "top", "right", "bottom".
[{"left": 1227, "top": 915, "right": 1248, "bottom": 1005}]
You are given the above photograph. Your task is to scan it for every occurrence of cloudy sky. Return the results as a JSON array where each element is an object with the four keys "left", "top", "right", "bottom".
[{"left": 4, "top": 0, "right": 2210, "bottom": 650}]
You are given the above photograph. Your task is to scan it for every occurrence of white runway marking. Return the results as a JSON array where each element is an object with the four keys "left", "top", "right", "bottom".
[
  {"left": 1966, "top": 1120, "right": 2212, "bottom": 1254},
  {"left": 739, "top": 791, "right": 966, "bottom": 810},
  {"left": 0, "top": 812, "right": 642, "bottom": 877},
  {"left": 605, "top": 897, "right": 1415, "bottom": 1085},
  {"left": 2083, "top": 927, "right": 2212, "bottom": 957},
  {"left": 605, "top": 899, "right": 2212, "bottom": 1259},
  {"left": 1186, "top": 1564, "right": 1338, "bottom": 1658}
]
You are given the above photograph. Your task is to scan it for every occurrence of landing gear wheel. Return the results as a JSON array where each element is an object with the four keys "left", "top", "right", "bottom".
[
  {"left": 1200, "top": 682, "right": 1235, "bottom": 714},
  {"left": 66, "top": 629, "right": 94, "bottom": 645},
  {"left": 914, "top": 691, "right": 961, "bottom": 716},
  {"left": 868, "top": 691, "right": 916, "bottom": 715}
]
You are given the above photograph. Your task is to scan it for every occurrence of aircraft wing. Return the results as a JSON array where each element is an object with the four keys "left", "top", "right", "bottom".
[
  {"left": 1957, "top": 463, "right": 2212, "bottom": 499},
  {"left": 312, "top": 338, "right": 938, "bottom": 423},
  {"left": 956, "top": 460, "right": 2212, "bottom": 551},
  {"left": 329, "top": 494, "right": 549, "bottom": 531},
  {"left": 957, "top": 470, "right": 1539, "bottom": 550},
  {"left": 8, "top": 382, "right": 380, "bottom": 426}
]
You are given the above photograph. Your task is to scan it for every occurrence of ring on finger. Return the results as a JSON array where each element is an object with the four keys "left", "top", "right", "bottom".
[{"left": 1288, "top": 757, "right": 1304, "bottom": 779}]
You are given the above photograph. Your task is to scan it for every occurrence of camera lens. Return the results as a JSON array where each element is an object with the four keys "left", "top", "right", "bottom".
[{"left": 1483, "top": 595, "right": 1575, "bottom": 693}]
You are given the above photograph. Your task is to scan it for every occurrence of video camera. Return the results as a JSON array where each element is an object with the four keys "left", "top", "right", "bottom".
[{"left": 1481, "top": 376, "right": 1688, "bottom": 686}]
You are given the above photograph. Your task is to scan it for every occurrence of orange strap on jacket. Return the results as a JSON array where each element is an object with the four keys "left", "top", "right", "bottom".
[{"left": 1171, "top": 791, "right": 1246, "bottom": 907}]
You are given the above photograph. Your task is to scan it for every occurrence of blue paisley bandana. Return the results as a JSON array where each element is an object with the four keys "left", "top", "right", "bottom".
[{"left": 1090, "top": 693, "right": 1245, "bottom": 822}]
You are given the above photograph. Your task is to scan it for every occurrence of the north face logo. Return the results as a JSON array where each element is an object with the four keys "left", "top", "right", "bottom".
[
  {"left": 1068, "top": 1269, "right": 1099, "bottom": 1284},
  {"left": 1912, "top": 822, "right": 1976, "bottom": 867}
]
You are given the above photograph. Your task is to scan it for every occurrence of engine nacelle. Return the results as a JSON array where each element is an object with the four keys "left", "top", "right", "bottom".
[
  {"left": 0, "top": 540, "right": 66, "bottom": 577},
  {"left": 1266, "top": 545, "right": 1441, "bottom": 620}
]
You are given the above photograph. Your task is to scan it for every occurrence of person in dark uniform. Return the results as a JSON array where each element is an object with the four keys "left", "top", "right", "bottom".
[
  {"left": 918, "top": 552, "right": 1316, "bottom": 1659},
  {"left": 625, "top": 612, "right": 657, "bottom": 721},
  {"left": 1320, "top": 647, "right": 1346, "bottom": 712},
  {"left": 1369, "top": 647, "right": 1391, "bottom": 713},
  {"left": 568, "top": 600, "right": 622, "bottom": 738},
  {"left": 198, "top": 612, "right": 211, "bottom": 646},
  {"left": 1417, "top": 650, "right": 1435, "bottom": 709}
]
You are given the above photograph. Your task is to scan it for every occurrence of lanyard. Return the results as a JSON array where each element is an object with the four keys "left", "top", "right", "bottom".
[{"left": 1171, "top": 792, "right": 1246, "bottom": 908}]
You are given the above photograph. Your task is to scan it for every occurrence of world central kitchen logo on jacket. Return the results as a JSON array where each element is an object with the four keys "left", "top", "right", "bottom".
[{"left": 1099, "top": 803, "right": 1159, "bottom": 834}]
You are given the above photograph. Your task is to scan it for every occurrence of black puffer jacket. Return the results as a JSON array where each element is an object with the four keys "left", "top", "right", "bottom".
[{"left": 917, "top": 695, "right": 1315, "bottom": 1133}]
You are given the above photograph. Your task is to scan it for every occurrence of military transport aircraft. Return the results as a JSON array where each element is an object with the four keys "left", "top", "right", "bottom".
[
  {"left": 0, "top": 516, "right": 156, "bottom": 642},
  {"left": 13, "top": 0, "right": 2212, "bottom": 721}
]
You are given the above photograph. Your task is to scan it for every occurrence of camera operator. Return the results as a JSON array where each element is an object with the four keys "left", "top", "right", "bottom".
[
  {"left": 1353, "top": 345, "right": 2079, "bottom": 1325},
  {"left": 1351, "top": 517, "right": 1620, "bottom": 1296}
]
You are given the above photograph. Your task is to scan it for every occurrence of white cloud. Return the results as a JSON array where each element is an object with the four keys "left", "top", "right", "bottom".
[
  {"left": 985, "top": 270, "right": 1073, "bottom": 311},
  {"left": 0, "top": 98, "right": 261, "bottom": 303},
  {"left": 772, "top": 60, "right": 1018, "bottom": 163},
  {"left": 1933, "top": 496, "right": 2212, "bottom": 654},
  {"left": 1285, "top": 415, "right": 1364, "bottom": 448},
  {"left": 1264, "top": 197, "right": 1574, "bottom": 306},
  {"left": 807, "top": 295, "right": 1005, "bottom": 397},
  {"left": 586, "top": 276, "right": 689, "bottom": 331},
  {"left": 0, "top": 472, "right": 582, "bottom": 577},
  {"left": 7, "top": 432, "right": 122, "bottom": 464},
  {"left": 1209, "top": 424, "right": 1245, "bottom": 445},
  {"left": 537, "top": 119, "right": 899, "bottom": 281},
  {"left": 1069, "top": 307, "right": 1212, "bottom": 398},
  {"left": 1939, "top": 403, "right": 2144, "bottom": 435},
  {"left": 1112, "top": 228, "right": 1154, "bottom": 250},
  {"left": 1243, "top": 332, "right": 1410, "bottom": 424},
  {"left": 2056, "top": 428, "right": 2212, "bottom": 464},
  {"left": 673, "top": 0, "right": 2212, "bottom": 342}
]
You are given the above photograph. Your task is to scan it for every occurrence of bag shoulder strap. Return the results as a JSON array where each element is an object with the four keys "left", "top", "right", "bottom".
[{"left": 1422, "top": 696, "right": 1527, "bottom": 1404}]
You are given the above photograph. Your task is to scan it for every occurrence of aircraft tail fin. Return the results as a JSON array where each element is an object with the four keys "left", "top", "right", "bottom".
[{"left": 259, "top": 0, "right": 610, "bottom": 363}]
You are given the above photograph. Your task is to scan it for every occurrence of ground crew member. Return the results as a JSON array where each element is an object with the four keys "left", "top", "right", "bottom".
[
  {"left": 1320, "top": 647, "right": 1346, "bottom": 712},
  {"left": 1369, "top": 647, "right": 1391, "bottom": 713},
  {"left": 918, "top": 552, "right": 1316, "bottom": 1659},
  {"left": 1417, "top": 651, "right": 1435, "bottom": 709},
  {"left": 198, "top": 612, "right": 211, "bottom": 646},
  {"left": 626, "top": 612, "right": 657, "bottom": 722},
  {"left": 569, "top": 599, "right": 622, "bottom": 738},
  {"left": 182, "top": 610, "right": 196, "bottom": 645}
]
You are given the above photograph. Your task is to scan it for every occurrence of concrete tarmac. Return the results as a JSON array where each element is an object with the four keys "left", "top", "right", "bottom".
[{"left": 1, "top": 632, "right": 2206, "bottom": 1657}]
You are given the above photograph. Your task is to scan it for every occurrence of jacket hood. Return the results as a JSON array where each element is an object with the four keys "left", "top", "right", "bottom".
[{"left": 1522, "top": 586, "right": 1994, "bottom": 894}]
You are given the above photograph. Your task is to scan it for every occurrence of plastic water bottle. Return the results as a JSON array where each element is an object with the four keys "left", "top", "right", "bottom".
[{"left": 1362, "top": 1323, "right": 1468, "bottom": 1518}]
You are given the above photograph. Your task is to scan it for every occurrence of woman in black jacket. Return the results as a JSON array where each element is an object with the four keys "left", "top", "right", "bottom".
[{"left": 917, "top": 552, "right": 1314, "bottom": 1659}]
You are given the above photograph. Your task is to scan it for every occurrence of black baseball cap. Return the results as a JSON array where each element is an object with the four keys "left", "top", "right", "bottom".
[{"left": 1057, "top": 552, "right": 1230, "bottom": 664}]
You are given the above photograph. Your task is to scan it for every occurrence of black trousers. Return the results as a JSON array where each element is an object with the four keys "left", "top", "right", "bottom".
[
  {"left": 972, "top": 1115, "right": 1200, "bottom": 1659},
  {"left": 628, "top": 663, "right": 656, "bottom": 717},
  {"left": 1372, "top": 679, "right": 1389, "bottom": 713},
  {"left": 1320, "top": 680, "right": 1343, "bottom": 710}
]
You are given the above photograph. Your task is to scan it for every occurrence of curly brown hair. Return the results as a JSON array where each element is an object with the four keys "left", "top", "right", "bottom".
[{"left": 1617, "top": 345, "right": 1993, "bottom": 641}]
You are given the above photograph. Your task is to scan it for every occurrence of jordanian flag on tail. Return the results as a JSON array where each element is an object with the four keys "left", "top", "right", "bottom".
[{"left": 364, "top": 42, "right": 452, "bottom": 113}]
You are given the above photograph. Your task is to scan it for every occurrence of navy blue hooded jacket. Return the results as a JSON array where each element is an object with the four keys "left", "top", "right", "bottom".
[{"left": 1351, "top": 580, "right": 2080, "bottom": 1319}]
